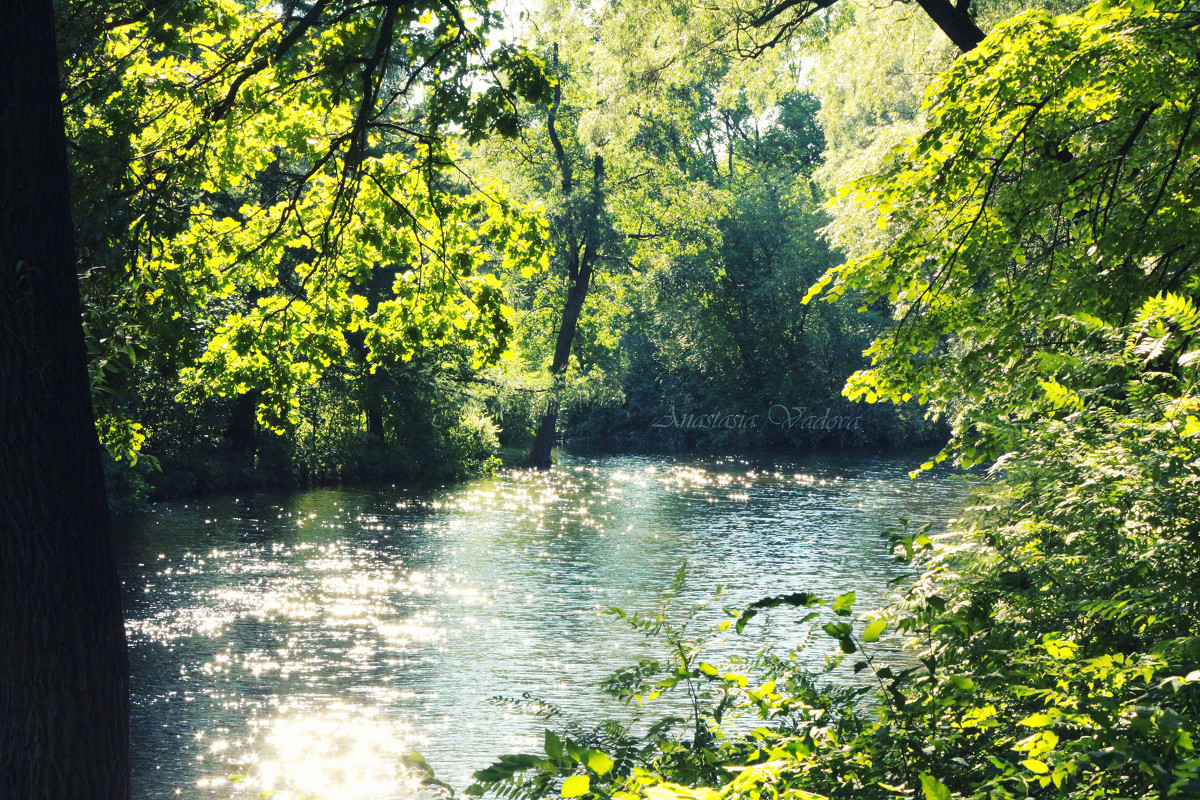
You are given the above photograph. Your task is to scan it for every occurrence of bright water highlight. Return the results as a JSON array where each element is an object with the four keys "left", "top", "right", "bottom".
[{"left": 118, "top": 452, "right": 968, "bottom": 799}]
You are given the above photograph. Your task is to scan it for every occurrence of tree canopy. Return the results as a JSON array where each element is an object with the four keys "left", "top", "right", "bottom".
[
  {"left": 63, "top": 0, "right": 554, "bottom": 451},
  {"left": 809, "top": 0, "right": 1200, "bottom": 467},
  {"left": 6, "top": 0, "right": 1200, "bottom": 794}
]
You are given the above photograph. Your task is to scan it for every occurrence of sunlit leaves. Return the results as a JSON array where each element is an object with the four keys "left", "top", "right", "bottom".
[
  {"left": 561, "top": 775, "right": 591, "bottom": 796},
  {"left": 919, "top": 773, "right": 952, "bottom": 800},
  {"left": 830, "top": 591, "right": 855, "bottom": 616},
  {"left": 126, "top": 66, "right": 547, "bottom": 429},
  {"left": 807, "top": 0, "right": 1200, "bottom": 464},
  {"left": 62, "top": 0, "right": 555, "bottom": 453}
]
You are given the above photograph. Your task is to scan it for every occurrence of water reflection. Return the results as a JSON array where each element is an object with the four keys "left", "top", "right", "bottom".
[{"left": 118, "top": 452, "right": 968, "bottom": 799}]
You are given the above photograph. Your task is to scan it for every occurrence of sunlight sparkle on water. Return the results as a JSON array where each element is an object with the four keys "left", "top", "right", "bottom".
[
  {"left": 121, "top": 453, "right": 967, "bottom": 799},
  {"left": 228, "top": 706, "right": 420, "bottom": 800}
]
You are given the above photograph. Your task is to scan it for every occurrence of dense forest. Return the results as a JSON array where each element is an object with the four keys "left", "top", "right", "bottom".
[
  {"left": 58, "top": 0, "right": 942, "bottom": 503},
  {"left": 0, "top": 0, "right": 1197, "bottom": 797}
]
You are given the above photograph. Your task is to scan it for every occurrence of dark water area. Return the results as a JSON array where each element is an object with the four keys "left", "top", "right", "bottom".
[{"left": 116, "top": 451, "right": 970, "bottom": 799}]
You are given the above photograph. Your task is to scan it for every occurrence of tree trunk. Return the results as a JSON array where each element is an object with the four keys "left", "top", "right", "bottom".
[
  {"left": 344, "top": 328, "right": 387, "bottom": 446},
  {"left": 914, "top": 0, "right": 985, "bottom": 52},
  {"left": 225, "top": 390, "right": 259, "bottom": 454},
  {"left": 528, "top": 277, "right": 589, "bottom": 468},
  {"left": 528, "top": 155, "right": 605, "bottom": 469},
  {"left": 528, "top": 278, "right": 591, "bottom": 468},
  {"left": 363, "top": 367, "right": 388, "bottom": 446},
  {"left": 0, "top": 3, "right": 132, "bottom": 798},
  {"left": 367, "top": 397, "right": 387, "bottom": 444},
  {"left": 528, "top": 398, "right": 561, "bottom": 469}
]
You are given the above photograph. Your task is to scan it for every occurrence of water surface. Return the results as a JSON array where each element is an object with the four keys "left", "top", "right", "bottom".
[{"left": 118, "top": 452, "right": 968, "bottom": 799}]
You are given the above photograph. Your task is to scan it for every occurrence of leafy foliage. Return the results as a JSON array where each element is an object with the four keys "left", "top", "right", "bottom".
[
  {"left": 469, "top": 3, "right": 1200, "bottom": 800},
  {"left": 471, "top": 338, "right": 1200, "bottom": 798},
  {"left": 808, "top": 0, "right": 1200, "bottom": 467},
  {"left": 467, "top": 567, "right": 877, "bottom": 800},
  {"left": 59, "top": 0, "right": 554, "bottom": 483}
]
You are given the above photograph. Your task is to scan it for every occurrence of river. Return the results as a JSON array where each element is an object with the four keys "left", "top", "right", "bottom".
[{"left": 117, "top": 451, "right": 968, "bottom": 800}]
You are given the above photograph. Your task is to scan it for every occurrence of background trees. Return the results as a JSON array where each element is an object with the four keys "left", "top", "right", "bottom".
[{"left": 474, "top": 0, "right": 942, "bottom": 459}]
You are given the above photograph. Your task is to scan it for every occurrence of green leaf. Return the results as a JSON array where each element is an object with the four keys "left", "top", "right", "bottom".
[
  {"left": 832, "top": 591, "right": 856, "bottom": 616},
  {"left": 1021, "top": 759, "right": 1050, "bottom": 774},
  {"left": 561, "top": 775, "right": 590, "bottom": 797},
  {"left": 545, "top": 729, "right": 564, "bottom": 763},
  {"left": 1019, "top": 713, "right": 1054, "bottom": 727},
  {"left": 948, "top": 675, "right": 975, "bottom": 693},
  {"left": 823, "top": 621, "right": 853, "bottom": 639},
  {"left": 863, "top": 619, "right": 887, "bottom": 642},
  {"left": 472, "top": 754, "right": 542, "bottom": 783},
  {"left": 920, "top": 772, "right": 952, "bottom": 800},
  {"left": 749, "top": 592, "right": 822, "bottom": 610},
  {"left": 585, "top": 750, "right": 614, "bottom": 776}
]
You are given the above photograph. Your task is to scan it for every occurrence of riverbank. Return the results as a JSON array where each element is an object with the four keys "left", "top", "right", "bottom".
[{"left": 103, "top": 433, "right": 951, "bottom": 512}]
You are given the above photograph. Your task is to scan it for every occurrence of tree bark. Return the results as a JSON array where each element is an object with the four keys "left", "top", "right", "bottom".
[
  {"left": 528, "top": 276, "right": 588, "bottom": 468},
  {"left": 0, "top": 2, "right": 132, "bottom": 798},
  {"left": 364, "top": 369, "right": 388, "bottom": 446},
  {"left": 913, "top": 0, "right": 985, "bottom": 52},
  {"left": 367, "top": 397, "right": 387, "bottom": 444},
  {"left": 528, "top": 155, "right": 605, "bottom": 469},
  {"left": 746, "top": 0, "right": 984, "bottom": 54},
  {"left": 528, "top": 53, "right": 609, "bottom": 470}
]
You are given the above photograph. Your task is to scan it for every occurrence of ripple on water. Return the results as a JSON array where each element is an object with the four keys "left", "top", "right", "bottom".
[{"left": 118, "top": 451, "right": 969, "bottom": 800}]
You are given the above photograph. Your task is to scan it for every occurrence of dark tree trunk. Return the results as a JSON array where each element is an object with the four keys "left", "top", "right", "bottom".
[
  {"left": 0, "top": 2, "right": 132, "bottom": 798},
  {"left": 529, "top": 54, "right": 609, "bottom": 471},
  {"left": 528, "top": 277, "right": 590, "bottom": 468},
  {"left": 528, "top": 155, "right": 605, "bottom": 469},
  {"left": 345, "top": 328, "right": 388, "bottom": 445},
  {"left": 367, "top": 393, "right": 387, "bottom": 444},
  {"left": 362, "top": 366, "right": 388, "bottom": 446},
  {"left": 528, "top": 399, "right": 561, "bottom": 469},
  {"left": 224, "top": 390, "right": 259, "bottom": 454},
  {"left": 914, "top": 0, "right": 985, "bottom": 52}
]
